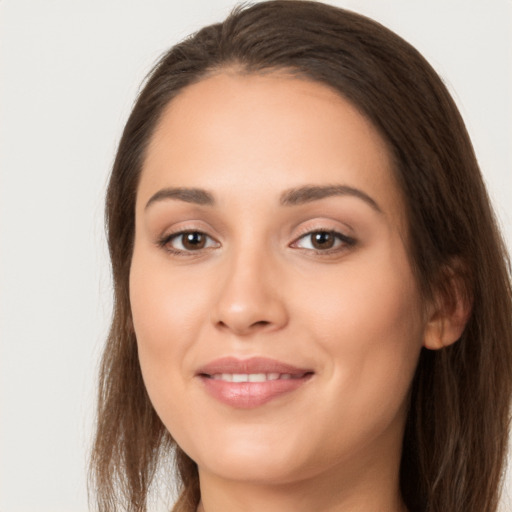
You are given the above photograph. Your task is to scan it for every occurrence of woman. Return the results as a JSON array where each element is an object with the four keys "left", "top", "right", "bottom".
[{"left": 89, "top": 2, "right": 512, "bottom": 511}]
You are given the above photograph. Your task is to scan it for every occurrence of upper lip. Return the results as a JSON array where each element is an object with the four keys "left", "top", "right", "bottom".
[{"left": 196, "top": 356, "right": 313, "bottom": 376}]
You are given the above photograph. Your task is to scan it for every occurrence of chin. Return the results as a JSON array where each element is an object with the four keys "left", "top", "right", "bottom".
[
  {"left": 184, "top": 427, "right": 309, "bottom": 484},
  {"left": 199, "top": 451, "right": 303, "bottom": 484}
]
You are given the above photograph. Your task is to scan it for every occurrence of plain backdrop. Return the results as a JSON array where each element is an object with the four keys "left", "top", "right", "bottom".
[{"left": 1, "top": 1, "right": 511, "bottom": 511}]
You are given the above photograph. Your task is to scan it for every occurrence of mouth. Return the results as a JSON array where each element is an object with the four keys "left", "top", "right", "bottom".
[
  {"left": 196, "top": 357, "right": 314, "bottom": 409},
  {"left": 205, "top": 372, "right": 310, "bottom": 382}
]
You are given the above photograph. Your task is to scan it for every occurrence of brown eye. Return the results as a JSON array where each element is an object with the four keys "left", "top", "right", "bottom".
[
  {"left": 311, "top": 231, "right": 335, "bottom": 249},
  {"left": 160, "top": 231, "right": 219, "bottom": 253},
  {"left": 181, "top": 232, "right": 207, "bottom": 250},
  {"left": 292, "top": 230, "right": 356, "bottom": 253}
]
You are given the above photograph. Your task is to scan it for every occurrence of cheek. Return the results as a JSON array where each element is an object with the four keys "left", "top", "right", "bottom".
[
  {"left": 297, "top": 246, "right": 423, "bottom": 344},
  {"left": 129, "top": 239, "right": 213, "bottom": 343},
  {"left": 128, "top": 248, "right": 209, "bottom": 403},
  {"left": 296, "top": 249, "right": 424, "bottom": 428}
]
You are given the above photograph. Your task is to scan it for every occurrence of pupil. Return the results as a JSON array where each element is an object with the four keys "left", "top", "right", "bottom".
[
  {"left": 183, "top": 232, "right": 205, "bottom": 250},
  {"left": 312, "top": 232, "right": 334, "bottom": 249}
]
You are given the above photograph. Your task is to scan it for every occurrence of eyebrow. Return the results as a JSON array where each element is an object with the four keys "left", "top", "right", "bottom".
[
  {"left": 280, "top": 185, "right": 382, "bottom": 212},
  {"left": 145, "top": 187, "right": 215, "bottom": 210},
  {"left": 144, "top": 184, "right": 382, "bottom": 213}
]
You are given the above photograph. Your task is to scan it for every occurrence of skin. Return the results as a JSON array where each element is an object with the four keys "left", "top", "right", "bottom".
[{"left": 130, "top": 71, "right": 463, "bottom": 512}]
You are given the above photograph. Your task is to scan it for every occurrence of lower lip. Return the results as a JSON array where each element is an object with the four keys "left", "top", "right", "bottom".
[{"left": 198, "top": 375, "right": 313, "bottom": 409}]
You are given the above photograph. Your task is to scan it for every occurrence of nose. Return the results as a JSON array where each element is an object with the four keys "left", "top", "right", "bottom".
[{"left": 211, "top": 248, "right": 289, "bottom": 336}]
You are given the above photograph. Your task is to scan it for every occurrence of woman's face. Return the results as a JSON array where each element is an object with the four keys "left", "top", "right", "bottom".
[{"left": 130, "top": 72, "right": 427, "bottom": 485}]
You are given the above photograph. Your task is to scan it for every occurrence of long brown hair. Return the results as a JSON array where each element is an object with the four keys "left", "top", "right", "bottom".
[{"left": 89, "top": 2, "right": 512, "bottom": 511}]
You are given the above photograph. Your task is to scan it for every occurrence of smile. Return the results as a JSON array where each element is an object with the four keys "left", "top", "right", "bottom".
[
  {"left": 197, "top": 357, "right": 314, "bottom": 408},
  {"left": 208, "top": 373, "right": 306, "bottom": 382}
]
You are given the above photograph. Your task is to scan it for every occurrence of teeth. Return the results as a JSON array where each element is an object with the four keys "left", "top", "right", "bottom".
[
  {"left": 209, "top": 373, "right": 301, "bottom": 382},
  {"left": 248, "top": 373, "right": 266, "bottom": 382}
]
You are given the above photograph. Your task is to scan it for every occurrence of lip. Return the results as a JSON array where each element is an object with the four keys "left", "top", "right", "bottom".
[{"left": 196, "top": 357, "right": 314, "bottom": 409}]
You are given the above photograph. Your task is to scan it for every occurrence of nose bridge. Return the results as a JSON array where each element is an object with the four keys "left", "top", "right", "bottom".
[{"left": 212, "top": 236, "right": 288, "bottom": 335}]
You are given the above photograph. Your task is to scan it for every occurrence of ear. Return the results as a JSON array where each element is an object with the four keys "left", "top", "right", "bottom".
[{"left": 423, "top": 261, "right": 472, "bottom": 350}]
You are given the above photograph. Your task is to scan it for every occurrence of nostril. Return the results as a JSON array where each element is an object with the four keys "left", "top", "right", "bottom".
[
  {"left": 252, "top": 320, "right": 271, "bottom": 327},
  {"left": 215, "top": 318, "right": 273, "bottom": 335},
  {"left": 246, "top": 320, "right": 274, "bottom": 332}
]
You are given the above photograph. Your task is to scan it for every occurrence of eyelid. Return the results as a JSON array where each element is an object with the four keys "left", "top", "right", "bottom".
[
  {"left": 289, "top": 227, "right": 356, "bottom": 254},
  {"left": 156, "top": 229, "right": 221, "bottom": 255},
  {"left": 154, "top": 221, "right": 356, "bottom": 256}
]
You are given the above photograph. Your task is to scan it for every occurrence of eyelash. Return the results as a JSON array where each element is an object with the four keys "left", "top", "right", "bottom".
[
  {"left": 156, "top": 230, "right": 220, "bottom": 256},
  {"left": 291, "top": 229, "right": 356, "bottom": 255},
  {"left": 157, "top": 229, "right": 356, "bottom": 257}
]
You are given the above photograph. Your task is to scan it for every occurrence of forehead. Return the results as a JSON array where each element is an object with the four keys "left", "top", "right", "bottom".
[{"left": 138, "top": 71, "right": 405, "bottom": 227}]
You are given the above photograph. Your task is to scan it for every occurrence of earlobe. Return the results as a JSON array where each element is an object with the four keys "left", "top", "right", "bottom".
[
  {"left": 423, "top": 263, "right": 472, "bottom": 350},
  {"left": 423, "top": 312, "right": 466, "bottom": 350}
]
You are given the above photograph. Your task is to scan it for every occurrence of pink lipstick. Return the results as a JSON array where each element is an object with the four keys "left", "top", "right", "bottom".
[{"left": 196, "top": 357, "right": 314, "bottom": 408}]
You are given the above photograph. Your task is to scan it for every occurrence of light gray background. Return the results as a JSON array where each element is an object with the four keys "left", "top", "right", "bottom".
[{"left": 1, "top": 1, "right": 510, "bottom": 511}]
